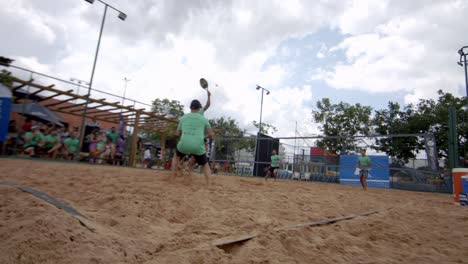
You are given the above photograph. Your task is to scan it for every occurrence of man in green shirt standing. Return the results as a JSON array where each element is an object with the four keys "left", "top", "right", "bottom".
[
  {"left": 172, "top": 100, "right": 214, "bottom": 186},
  {"left": 357, "top": 148, "right": 371, "bottom": 190},
  {"left": 107, "top": 127, "right": 118, "bottom": 144},
  {"left": 266, "top": 149, "right": 280, "bottom": 181}
]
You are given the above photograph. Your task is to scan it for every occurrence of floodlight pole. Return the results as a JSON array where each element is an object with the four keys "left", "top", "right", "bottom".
[
  {"left": 256, "top": 85, "right": 270, "bottom": 133},
  {"left": 457, "top": 46, "right": 468, "bottom": 98},
  {"left": 254, "top": 85, "right": 270, "bottom": 177},
  {"left": 77, "top": 0, "right": 126, "bottom": 157}
]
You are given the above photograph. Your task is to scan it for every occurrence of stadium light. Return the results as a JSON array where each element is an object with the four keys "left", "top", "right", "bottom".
[
  {"left": 255, "top": 85, "right": 271, "bottom": 134},
  {"left": 77, "top": 0, "right": 127, "bottom": 158},
  {"left": 457, "top": 46, "right": 468, "bottom": 97}
]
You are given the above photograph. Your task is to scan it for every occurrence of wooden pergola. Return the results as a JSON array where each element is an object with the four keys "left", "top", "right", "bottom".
[{"left": 8, "top": 76, "right": 178, "bottom": 166}]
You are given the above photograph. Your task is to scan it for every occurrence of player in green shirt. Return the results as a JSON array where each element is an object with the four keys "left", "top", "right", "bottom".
[
  {"left": 266, "top": 149, "right": 280, "bottom": 181},
  {"left": 172, "top": 99, "right": 214, "bottom": 186},
  {"left": 357, "top": 148, "right": 371, "bottom": 190}
]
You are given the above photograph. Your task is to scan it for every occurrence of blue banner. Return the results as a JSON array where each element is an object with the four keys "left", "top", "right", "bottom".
[
  {"left": 339, "top": 155, "right": 390, "bottom": 189},
  {"left": 0, "top": 84, "right": 12, "bottom": 142}
]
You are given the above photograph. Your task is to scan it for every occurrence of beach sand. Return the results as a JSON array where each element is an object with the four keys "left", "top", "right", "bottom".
[{"left": 0, "top": 159, "right": 467, "bottom": 264}]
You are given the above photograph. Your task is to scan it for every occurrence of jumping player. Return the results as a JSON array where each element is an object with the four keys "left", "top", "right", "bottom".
[
  {"left": 172, "top": 99, "right": 214, "bottom": 186},
  {"left": 266, "top": 149, "right": 280, "bottom": 181},
  {"left": 357, "top": 148, "right": 371, "bottom": 190}
]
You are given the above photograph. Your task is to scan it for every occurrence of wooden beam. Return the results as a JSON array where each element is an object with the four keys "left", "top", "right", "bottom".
[
  {"left": 58, "top": 101, "right": 88, "bottom": 110},
  {"left": 30, "top": 89, "right": 44, "bottom": 96},
  {"left": 43, "top": 97, "right": 75, "bottom": 107},
  {"left": 11, "top": 76, "right": 177, "bottom": 124},
  {"left": 40, "top": 90, "right": 73, "bottom": 102},
  {"left": 88, "top": 107, "right": 121, "bottom": 117},
  {"left": 129, "top": 111, "right": 141, "bottom": 167},
  {"left": 68, "top": 100, "right": 106, "bottom": 113}
]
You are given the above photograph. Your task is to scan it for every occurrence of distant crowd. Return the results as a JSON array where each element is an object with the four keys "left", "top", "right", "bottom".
[{"left": 4, "top": 118, "right": 127, "bottom": 165}]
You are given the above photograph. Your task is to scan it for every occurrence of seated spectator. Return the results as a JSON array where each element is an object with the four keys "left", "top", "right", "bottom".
[
  {"left": 88, "top": 129, "right": 100, "bottom": 164},
  {"left": 114, "top": 134, "right": 125, "bottom": 165},
  {"left": 23, "top": 126, "right": 45, "bottom": 157},
  {"left": 99, "top": 137, "right": 115, "bottom": 164},
  {"left": 63, "top": 132, "right": 80, "bottom": 160},
  {"left": 22, "top": 117, "right": 33, "bottom": 132},
  {"left": 43, "top": 128, "right": 62, "bottom": 159}
]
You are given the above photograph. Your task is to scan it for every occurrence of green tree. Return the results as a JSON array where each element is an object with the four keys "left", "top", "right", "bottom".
[
  {"left": 312, "top": 98, "right": 373, "bottom": 154},
  {"left": 373, "top": 102, "right": 423, "bottom": 162},
  {"left": 210, "top": 117, "right": 255, "bottom": 160},
  {"left": 151, "top": 98, "right": 184, "bottom": 119},
  {"left": 372, "top": 90, "right": 466, "bottom": 162},
  {"left": 252, "top": 120, "right": 278, "bottom": 135},
  {"left": 0, "top": 70, "right": 13, "bottom": 87},
  {"left": 143, "top": 98, "right": 185, "bottom": 161}
]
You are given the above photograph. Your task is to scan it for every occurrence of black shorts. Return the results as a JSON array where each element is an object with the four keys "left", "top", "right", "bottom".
[
  {"left": 176, "top": 149, "right": 208, "bottom": 166},
  {"left": 269, "top": 166, "right": 279, "bottom": 174}
]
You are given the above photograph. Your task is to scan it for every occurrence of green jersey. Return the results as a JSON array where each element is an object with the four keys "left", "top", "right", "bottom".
[
  {"left": 65, "top": 138, "right": 80, "bottom": 152},
  {"left": 197, "top": 108, "right": 205, "bottom": 116},
  {"left": 44, "top": 134, "right": 58, "bottom": 148},
  {"left": 24, "top": 132, "right": 44, "bottom": 147},
  {"left": 358, "top": 156, "right": 371, "bottom": 169},
  {"left": 177, "top": 113, "right": 211, "bottom": 155},
  {"left": 107, "top": 132, "right": 118, "bottom": 143},
  {"left": 271, "top": 154, "right": 280, "bottom": 167}
]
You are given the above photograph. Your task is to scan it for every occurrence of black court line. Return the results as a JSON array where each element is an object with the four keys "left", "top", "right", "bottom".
[
  {"left": 0, "top": 181, "right": 86, "bottom": 219},
  {"left": 212, "top": 209, "right": 384, "bottom": 248}
]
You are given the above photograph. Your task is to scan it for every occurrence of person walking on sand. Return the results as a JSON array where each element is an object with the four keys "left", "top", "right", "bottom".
[
  {"left": 357, "top": 148, "right": 371, "bottom": 190},
  {"left": 171, "top": 99, "right": 214, "bottom": 186},
  {"left": 266, "top": 149, "right": 280, "bottom": 181}
]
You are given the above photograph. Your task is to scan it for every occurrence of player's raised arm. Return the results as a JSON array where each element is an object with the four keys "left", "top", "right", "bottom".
[{"left": 203, "top": 90, "right": 211, "bottom": 112}]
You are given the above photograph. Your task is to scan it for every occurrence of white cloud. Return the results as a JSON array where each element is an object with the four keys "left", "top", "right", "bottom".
[{"left": 319, "top": 0, "right": 468, "bottom": 103}]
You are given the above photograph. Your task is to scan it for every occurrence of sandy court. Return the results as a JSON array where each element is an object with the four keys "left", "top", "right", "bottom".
[{"left": 0, "top": 158, "right": 467, "bottom": 264}]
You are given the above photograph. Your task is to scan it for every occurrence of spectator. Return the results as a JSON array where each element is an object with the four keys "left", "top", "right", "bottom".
[
  {"left": 22, "top": 117, "right": 33, "bottom": 132},
  {"left": 88, "top": 129, "right": 100, "bottom": 164},
  {"left": 114, "top": 134, "right": 125, "bottom": 165},
  {"left": 23, "top": 125, "right": 44, "bottom": 157},
  {"left": 63, "top": 132, "right": 80, "bottom": 160},
  {"left": 107, "top": 127, "right": 118, "bottom": 144},
  {"left": 99, "top": 137, "right": 115, "bottom": 164},
  {"left": 143, "top": 147, "right": 151, "bottom": 168},
  {"left": 43, "top": 128, "right": 62, "bottom": 159}
]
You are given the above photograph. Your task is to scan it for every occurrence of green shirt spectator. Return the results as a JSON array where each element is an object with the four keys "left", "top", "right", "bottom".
[
  {"left": 65, "top": 137, "right": 80, "bottom": 152},
  {"left": 24, "top": 131, "right": 44, "bottom": 148}
]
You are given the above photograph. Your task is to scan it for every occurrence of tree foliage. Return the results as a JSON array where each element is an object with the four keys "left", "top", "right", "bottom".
[
  {"left": 312, "top": 91, "right": 467, "bottom": 163},
  {"left": 312, "top": 98, "right": 373, "bottom": 154},
  {"left": 0, "top": 70, "right": 13, "bottom": 87},
  {"left": 210, "top": 117, "right": 255, "bottom": 160},
  {"left": 252, "top": 120, "right": 278, "bottom": 135},
  {"left": 151, "top": 98, "right": 184, "bottom": 119}
]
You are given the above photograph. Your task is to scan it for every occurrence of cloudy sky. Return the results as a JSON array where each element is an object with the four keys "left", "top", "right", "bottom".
[{"left": 1, "top": 0, "right": 467, "bottom": 141}]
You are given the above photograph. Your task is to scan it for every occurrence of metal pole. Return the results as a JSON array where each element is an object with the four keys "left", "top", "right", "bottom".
[
  {"left": 293, "top": 121, "right": 297, "bottom": 173},
  {"left": 259, "top": 89, "right": 264, "bottom": 134},
  {"left": 77, "top": 4, "right": 108, "bottom": 157},
  {"left": 122, "top": 77, "right": 130, "bottom": 106},
  {"left": 464, "top": 54, "right": 468, "bottom": 98}
]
